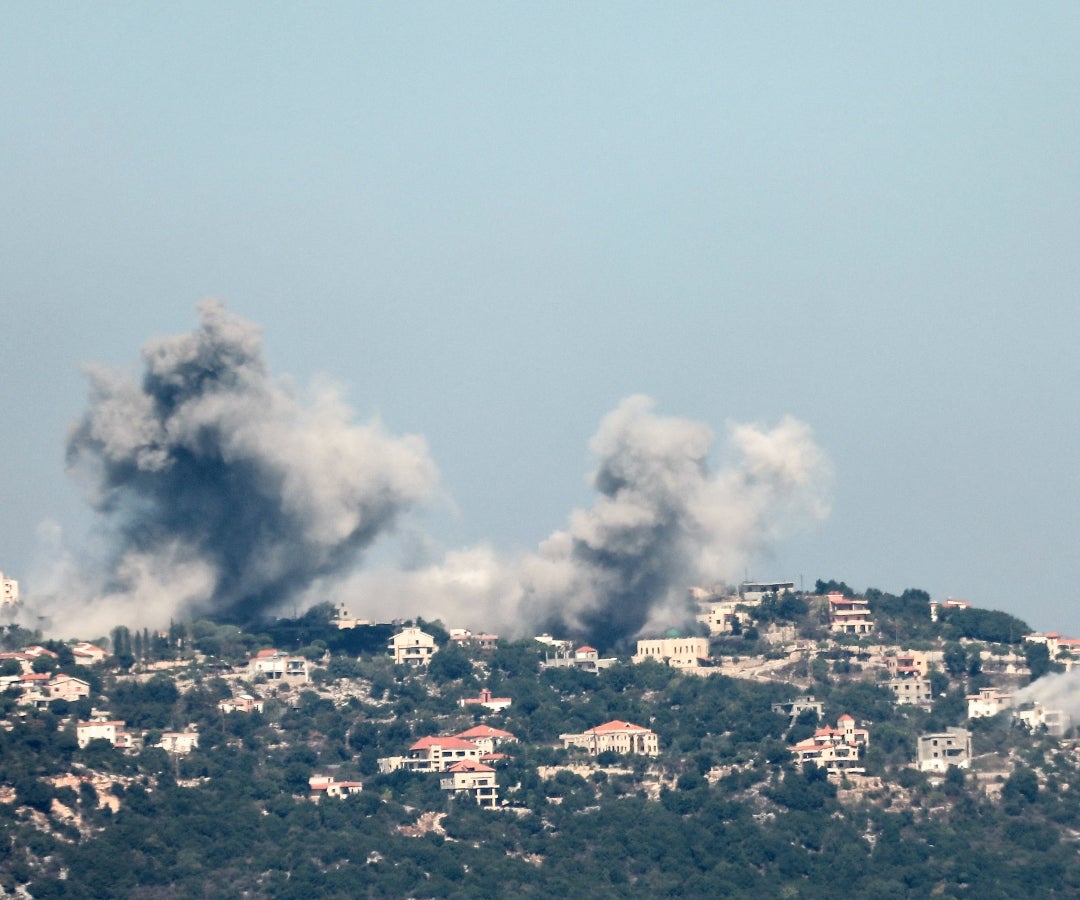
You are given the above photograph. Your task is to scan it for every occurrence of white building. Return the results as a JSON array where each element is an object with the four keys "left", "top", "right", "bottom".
[
  {"left": 0, "top": 572, "right": 18, "bottom": 607},
  {"left": 1013, "top": 702, "right": 1071, "bottom": 737},
  {"left": 309, "top": 775, "right": 363, "bottom": 799},
  {"left": 967, "top": 686, "right": 1012, "bottom": 719},
  {"left": 389, "top": 627, "right": 438, "bottom": 667},
  {"left": 440, "top": 760, "right": 499, "bottom": 808},
  {"left": 740, "top": 581, "right": 795, "bottom": 603},
  {"left": 633, "top": 637, "right": 710, "bottom": 669},
  {"left": 916, "top": 728, "right": 972, "bottom": 772},
  {"left": 560, "top": 720, "right": 660, "bottom": 757},
  {"left": 789, "top": 714, "right": 869, "bottom": 775},
  {"left": 156, "top": 730, "right": 200, "bottom": 753},
  {"left": 248, "top": 649, "right": 309, "bottom": 682}
]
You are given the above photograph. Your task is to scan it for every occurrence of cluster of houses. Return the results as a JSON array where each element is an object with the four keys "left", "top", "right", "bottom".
[
  {"left": 75, "top": 713, "right": 200, "bottom": 754},
  {"left": 376, "top": 722, "right": 518, "bottom": 808}
]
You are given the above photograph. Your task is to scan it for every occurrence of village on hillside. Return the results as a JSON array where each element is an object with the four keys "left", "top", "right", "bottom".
[{"left": 2, "top": 568, "right": 1080, "bottom": 893}]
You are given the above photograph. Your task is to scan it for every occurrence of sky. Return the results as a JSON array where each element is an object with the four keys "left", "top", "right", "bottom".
[{"left": 2, "top": 4, "right": 1079, "bottom": 635}]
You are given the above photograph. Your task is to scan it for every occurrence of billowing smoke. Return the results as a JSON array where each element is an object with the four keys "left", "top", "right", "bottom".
[
  {"left": 519, "top": 396, "right": 830, "bottom": 647},
  {"left": 324, "top": 395, "right": 831, "bottom": 650},
  {"left": 1011, "top": 669, "right": 1080, "bottom": 729},
  {"left": 62, "top": 300, "right": 436, "bottom": 631}
]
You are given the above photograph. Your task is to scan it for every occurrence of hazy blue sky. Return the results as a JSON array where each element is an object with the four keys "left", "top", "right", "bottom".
[{"left": 3, "top": 4, "right": 1079, "bottom": 632}]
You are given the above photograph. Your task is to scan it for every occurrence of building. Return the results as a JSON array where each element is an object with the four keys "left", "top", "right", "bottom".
[
  {"left": 309, "top": 775, "right": 363, "bottom": 799},
  {"left": 916, "top": 728, "right": 973, "bottom": 772},
  {"left": 0, "top": 572, "right": 19, "bottom": 607},
  {"left": 440, "top": 760, "right": 498, "bottom": 808},
  {"left": 789, "top": 715, "right": 869, "bottom": 775},
  {"left": 389, "top": 627, "right": 438, "bottom": 667},
  {"left": 453, "top": 725, "right": 517, "bottom": 756},
  {"left": 887, "top": 677, "right": 933, "bottom": 708},
  {"left": 449, "top": 630, "right": 499, "bottom": 651},
  {"left": 458, "top": 688, "right": 512, "bottom": 713},
  {"left": 76, "top": 720, "right": 129, "bottom": 749},
  {"left": 695, "top": 597, "right": 752, "bottom": 636},
  {"left": 885, "top": 651, "right": 930, "bottom": 680},
  {"left": 1013, "top": 702, "right": 1071, "bottom": 737},
  {"left": 71, "top": 642, "right": 108, "bottom": 665},
  {"left": 826, "top": 593, "right": 874, "bottom": 636},
  {"left": 633, "top": 637, "right": 710, "bottom": 669},
  {"left": 156, "top": 730, "right": 200, "bottom": 753},
  {"left": 218, "top": 694, "right": 265, "bottom": 714},
  {"left": 540, "top": 645, "right": 618, "bottom": 673},
  {"left": 248, "top": 649, "right": 309, "bottom": 682},
  {"left": 929, "top": 597, "right": 972, "bottom": 622},
  {"left": 739, "top": 581, "right": 796, "bottom": 603},
  {"left": 560, "top": 720, "right": 660, "bottom": 757},
  {"left": 772, "top": 696, "right": 825, "bottom": 724},
  {"left": 401, "top": 736, "right": 484, "bottom": 773},
  {"left": 967, "top": 686, "right": 1012, "bottom": 719}
]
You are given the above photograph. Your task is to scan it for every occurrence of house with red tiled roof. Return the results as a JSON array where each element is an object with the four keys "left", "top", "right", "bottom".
[
  {"left": 826, "top": 593, "right": 874, "bottom": 636},
  {"left": 401, "top": 735, "right": 484, "bottom": 773},
  {"left": 218, "top": 693, "right": 265, "bottom": 714},
  {"left": 458, "top": 688, "right": 512, "bottom": 713},
  {"left": 439, "top": 760, "right": 498, "bottom": 808},
  {"left": 453, "top": 725, "right": 517, "bottom": 756},
  {"left": 789, "top": 714, "right": 869, "bottom": 774},
  {"left": 71, "top": 642, "right": 108, "bottom": 665},
  {"left": 309, "top": 775, "right": 363, "bottom": 800},
  {"left": 560, "top": 720, "right": 660, "bottom": 757},
  {"left": 540, "top": 643, "right": 618, "bottom": 674}
]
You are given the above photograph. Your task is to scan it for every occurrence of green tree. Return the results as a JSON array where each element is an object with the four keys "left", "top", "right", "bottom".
[{"left": 1025, "top": 642, "right": 1051, "bottom": 682}]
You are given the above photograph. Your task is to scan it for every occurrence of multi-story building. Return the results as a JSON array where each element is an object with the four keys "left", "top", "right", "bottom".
[
  {"left": 0, "top": 572, "right": 19, "bottom": 607},
  {"left": 772, "top": 696, "right": 825, "bottom": 724},
  {"left": 1013, "top": 702, "right": 1071, "bottom": 737},
  {"left": 789, "top": 714, "right": 869, "bottom": 775},
  {"left": 633, "top": 637, "right": 710, "bottom": 669},
  {"left": 440, "top": 760, "right": 499, "bottom": 808},
  {"left": 458, "top": 688, "right": 513, "bottom": 713},
  {"left": 967, "top": 686, "right": 1012, "bottom": 719},
  {"left": 826, "top": 593, "right": 874, "bottom": 635},
  {"left": 309, "top": 775, "right": 363, "bottom": 799},
  {"left": 916, "top": 728, "right": 972, "bottom": 772},
  {"left": 388, "top": 627, "right": 438, "bottom": 667},
  {"left": 887, "top": 677, "right": 933, "bottom": 707},
  {"left": 560, "top": 720, "right": 660, "bottom": 757},
  {"left": 247, "top": 649, "right": 309, "bottom": 682}
]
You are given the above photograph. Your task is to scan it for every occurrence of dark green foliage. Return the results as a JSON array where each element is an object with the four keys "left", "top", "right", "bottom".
[{"left": 941, "top": 607, "right": 1030, "bottom": 644}]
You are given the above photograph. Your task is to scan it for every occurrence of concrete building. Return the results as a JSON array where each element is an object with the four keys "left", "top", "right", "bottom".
[
  {"left": 885, "top": 651, "right": 930, "bottom": 680},
  {"left": 248, "top": 649, "right": 310, "bottom": 682},
  {"left": 967, "top": 686, "right": 1012, "bottom": 719},
  {"left": 453, "top": 725, "right": 517, "bottom": 756},
  {"left": 76, "top": 720, "right": 129, "bottom": 749},
  {"left": 739, "top": 581, "right": 796, "bottom": 603},
  {"left": 887, "top": 677, "right": 933, "bottom": 708},
  {"left": 633, "top": 637, "right": 710, "bottom": 669},
  {"left": 218, "top": 694, "right": 265, "bottom": 714},
  {"left": 789, "top": 714, "right": 869, "bottom": 775},
  {"left": 0, "top": 572, "right": 19, "bottom": 607},
  {"left": 560, "top": 720, "right": 660, "bottom": 757},
  {"left": 389, "top": 627, "right": 438, "bottom": 667},
  {"left": 440, "top": 760, "right": 498, "bottom": 808},
  {"left": 827, "top": 593, "right": 874, "bottom": 636},
  {"left": 71, "top": 642, "right": 108, "bottom": 665},
  {"left": 772, "top": 696, "right": 825, "bottom": 724},
  {"left": 399, "top": 735, "right": 484, "bottom": 773},
  {"left": 309, "top": 775, "right": 363, "bottom": 799},
  {"left": 156, "top": 730, "right": 200, "bottom": 754},
  {"left": 540, "top": 645, "right": 618, "bottom": 673},
  {"left": 1014, "top": 702, "right": 1071, "bottom": 737},
  {"left": 916, "top": 728, "right": 973, "bottom": 772}
]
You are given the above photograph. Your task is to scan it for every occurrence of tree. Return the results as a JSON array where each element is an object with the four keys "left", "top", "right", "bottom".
[
  {"left": 1025, "top": 642, "right": 1051, "bottom": 682},
  {"left": 943, "top": 643, "right": 968, "bottom": 679}
]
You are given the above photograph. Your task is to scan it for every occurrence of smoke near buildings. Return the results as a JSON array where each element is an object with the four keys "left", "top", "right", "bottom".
[
  {"left": 44, "top": 303, "right": 831, "bottom": 646},
  {"left": 60, "top": 300, "right": 436, "bottom": 632}
]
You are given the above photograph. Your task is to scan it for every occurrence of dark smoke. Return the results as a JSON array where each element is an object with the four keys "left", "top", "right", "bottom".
[{"left": 65, "top": 300, "right": 435, "bottom": 627}]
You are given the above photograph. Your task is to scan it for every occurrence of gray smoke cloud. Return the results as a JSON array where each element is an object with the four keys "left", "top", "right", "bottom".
[
  {"left": 62, "top": 300, "right": 436, "bottom": 632},
  {"left": 1011, "top": 669, "right": 1080, "bottom": 728},
  {"left": 325, "top": 395, "right": 831, "bottom": 650}
]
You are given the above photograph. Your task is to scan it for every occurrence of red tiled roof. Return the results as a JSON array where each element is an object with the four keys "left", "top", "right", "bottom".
[
  {"left": 588, "top": 720, "right": 650, "bottom": 735},
  {"left": 409, "top": 735, "right": 479, "bottom": 752},
  {"left": 445, "top": 760, "right": 495, "bottom": 773},
  {"left": 576, "top": 646, "right": 597, "bottom": 653},
  {"left": 455, "top": 725, "right": 516, "bottom": 740}
]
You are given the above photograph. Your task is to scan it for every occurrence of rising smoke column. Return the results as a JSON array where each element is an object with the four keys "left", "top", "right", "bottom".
[
  {"left": 326, "top": 395, "right": 831, "bottom": 651},
  {"left": 519, "top": 396, "right": 832, "bottom": 648},
  {"left": 65, "top": 300, "right": 436, "bottom": 626}
]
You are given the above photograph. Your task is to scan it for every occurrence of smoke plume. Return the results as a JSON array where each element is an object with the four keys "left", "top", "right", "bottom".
[
  {"left": 1011, "top": 669, "right": 1080, "bottom": 729},
  {"left": 325, "top": 395, "right": 831, "bottom": 650},
  {"left": 63, "top": 300, "right": 436, "bottom": 630}
]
